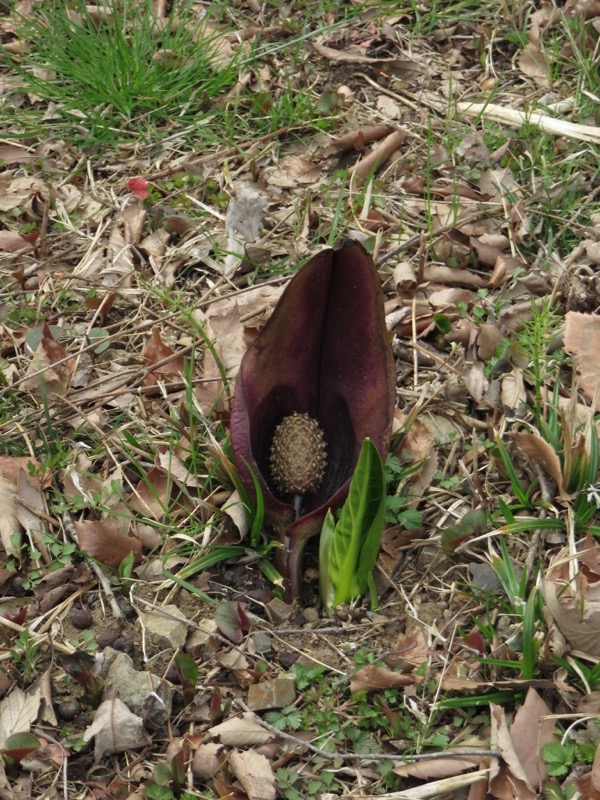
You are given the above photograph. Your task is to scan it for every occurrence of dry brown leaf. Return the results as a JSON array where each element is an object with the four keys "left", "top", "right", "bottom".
[
  {"left": 75, "top": 520, "right": 142, "bottom": 567},
  {"left": 477, "top": 324, "right": 503, "bottom": 361},
  {"left": 208, "top": 712, "right": 275, "bottom": 747},
  {"left": 564, "top": 311, "right": 600, "bottom": 410},
  {"left": 376, "top": 94, "right": 402, "bottom": 119},
  {"left": 429, "top": 288, "right": 480, "bottom": 308},
  {"left": 469, "top": 234, "right": 508, "bottom": 267},
  {"left": 509, "top": 688, "right": 557, "bottom": 789},
  {"left": 0, "top": 456, "right": 48, "bottom": 488},
  {"left": 0, "top": 683, "right": 42, "bottom": 749},
  {"left": 463, "top": 362, "right": 489, "bottom": 404},
  {"left": 312, "top": 41, "right": 378, "bottom": 64},
  {"left": 384, "top": 630, "right": 429, "bottom": 669},
  {"left": 312, "top": 42, "right": 420, "bottom": 75},
  {"left": 517, "top": 42, "right": 550, "bottom": 86},
  {"left": 0, "top": 175, "right": 47, "bottom": 212},
  {"left": 129, "top": 467, "right": 172, "bottom": 520},
  {"left": 478, "top": 168, "right": 523, "bottom": 203},
  {"left": 15, "top": 468, "right": 49, "bottom": 561},
  {"left": 489, "top": 704, "right": 537, "bottom": 800},
  {"left": 350, "top": 665, "right": 416, "bottom": 693},
  {"left": 271, "top": 156, "right": 320, "bottom": 186},
  {"left": 122, "top": 202, "right": 146, "bottom": 246},
  {"left": 214, "top": 777, "right": 247, "bottom": 800},
  {"left": 576, "top": 691, "right": 600, "bottom": 715},
  {"left": 578, "top": 532, "right": 600, "bottom": 579},
  {"left": 31, "top": 562, "right": 92, "bottom": 614},
  {"left": 0, "top": 475, "right": 20, "bottom": 556},
  {"left": 529, "top": 5, "right": 559, "bottom": 42},
  {"left": 0, "top": 230, "right": 34, "bottom": 252},
  {"left": 512, "top": 431, "right": 565, "bottom": 497},
  {"left": 349, "top": 129, "right": 407, "bottom": 181},
  {"left": 229, "top": 749, "right": 276, "bottom": 800},
  {"left": 102, "top": 223, "right": 134, "bottom": 287},
  {"left": 194, "top": 286, "right": 283, "bottom": 415},
  {"left": 21, "top": 325, "right": 75, "bottom": 397},
  {"left": 83, "top": 698, "right": 151, "bottom": 762},
  {"left": 543, "top": 577, "right": 600, "bottom": 657},
  {"left": 489, "top": 254, "right": 525, "bottom": 289},
  {"left": 422, "top": 265, "right": 487, "bottom": 288},
  {"left": 224, "top": 184, "right": 267, "bottom": 277},
  {"left": 0, "top": 145, "right": 38, "bottom": 164},
  {"left": 392, "top": 261, "right": 417, "bottom": 292},
  {"left": 191, "top": 742, "right": 226, "bottom": 780},
  {"left": 222, "top": 489, "right": 249, "bottom": 539},
  {"left": 394, "top": 747, "right": 483, "bottom": 779},
  {"left": 565, "top": 0, "right": 600, "bottom": 17},
  {"left": 501, "top": 368, "right": 526, "bottom": 411},
  {"left": 142, "top": 328, "right": 184, "bottom": 386}
]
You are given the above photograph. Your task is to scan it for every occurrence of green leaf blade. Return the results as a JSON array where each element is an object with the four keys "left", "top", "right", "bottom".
[{"left": 323, "top": 438, "right": 386, "bottom": 608}]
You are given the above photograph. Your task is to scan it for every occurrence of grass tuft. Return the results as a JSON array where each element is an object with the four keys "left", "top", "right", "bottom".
[{"left": 9, "top": 0, "right": 238, "bottom": 148}]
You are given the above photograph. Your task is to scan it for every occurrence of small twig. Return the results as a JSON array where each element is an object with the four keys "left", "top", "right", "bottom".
[
  {"left": 523, "top": 461, "right": 552, "bottom": 586},
  {"left": 235, "top": 699, "right": 498, "bottom": 764}
]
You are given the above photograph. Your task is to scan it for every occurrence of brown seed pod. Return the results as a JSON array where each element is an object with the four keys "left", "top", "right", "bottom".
[{"left": 269, "top": 412, "right": 327, "bottom": 495}]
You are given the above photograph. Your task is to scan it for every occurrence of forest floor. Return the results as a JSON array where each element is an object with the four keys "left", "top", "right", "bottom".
[{"left": 0, "top": 1, "right": 600, "bottom": 798}]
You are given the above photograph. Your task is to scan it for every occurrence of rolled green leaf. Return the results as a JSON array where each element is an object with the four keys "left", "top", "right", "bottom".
[{"left": 321, "top": 437, "right": 386, "bottom": 610}]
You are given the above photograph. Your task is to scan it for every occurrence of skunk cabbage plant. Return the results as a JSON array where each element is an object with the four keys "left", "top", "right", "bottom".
[{"left": 230, "top": 240, "right": 396, "bottom": 600}]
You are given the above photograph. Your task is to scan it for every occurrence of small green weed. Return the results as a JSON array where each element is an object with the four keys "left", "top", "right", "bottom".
[
  {"left": 384, "top": 454, "right": 423, "bottom": 529},
  {"left": 542, "top": 739, "right": 596, "bottom": 778},
  {"left": 10, "top": 631, "right": 41, "bottom": 681},
  {"left": 68, "top": 629, "right": 98, "bottom": 654},
  {"left": 276, "top": 766, "right": 336, "bottom": 800}
]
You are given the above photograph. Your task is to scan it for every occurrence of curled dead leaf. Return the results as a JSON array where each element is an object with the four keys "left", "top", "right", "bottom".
[{"left": 511, "top": 431, "right": 566, "bottom": 498}]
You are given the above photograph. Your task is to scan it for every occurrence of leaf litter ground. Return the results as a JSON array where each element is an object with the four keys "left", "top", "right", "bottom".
[{"left": 0, "top": 1, "right": 600, "bottom": 798}]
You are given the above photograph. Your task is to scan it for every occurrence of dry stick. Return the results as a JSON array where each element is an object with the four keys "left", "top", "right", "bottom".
[
  {"left": 523, "top": 461, "right": 551, "bottom": 586},
  {"left": 357, "top": 72, "right": 422, "bottom": 114},
  {"left": 235, "top": 699, "right": 499, "bottom": 764}
]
